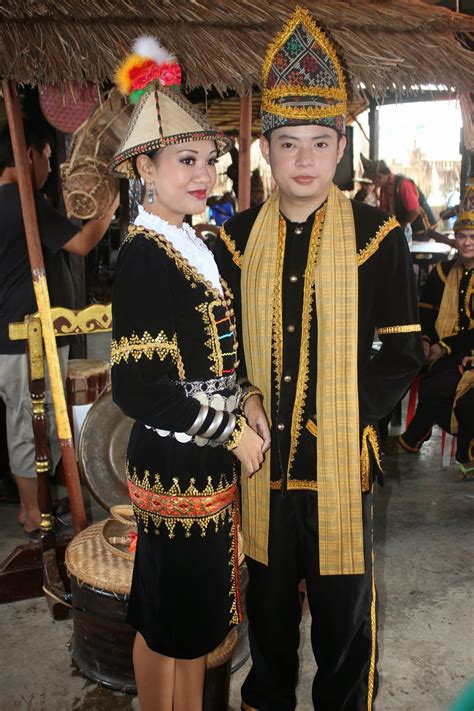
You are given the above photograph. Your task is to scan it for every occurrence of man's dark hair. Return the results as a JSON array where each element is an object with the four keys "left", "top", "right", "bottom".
[{"left": 0, "top": 120, "right": 52, "bottom": 174}]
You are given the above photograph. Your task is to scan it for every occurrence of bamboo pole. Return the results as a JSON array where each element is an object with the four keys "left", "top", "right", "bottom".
[
  {"left": 2, "top": 79, "right": 87, "bottom": 533},
  {"left": 238, "top": 92, "right": 252, "bottom": 211}
]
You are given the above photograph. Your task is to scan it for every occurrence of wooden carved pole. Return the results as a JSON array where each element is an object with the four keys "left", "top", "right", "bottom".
[
  {"left": 238, "top": 92, "right": 252, "bottom": 211},
  {"left": 2, "top": 79, "right": 87, "bottom": 533}
]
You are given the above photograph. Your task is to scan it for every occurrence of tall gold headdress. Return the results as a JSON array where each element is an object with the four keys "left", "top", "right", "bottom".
[{"left": 261, "top": 6, "right": 347, "bottom": 134}]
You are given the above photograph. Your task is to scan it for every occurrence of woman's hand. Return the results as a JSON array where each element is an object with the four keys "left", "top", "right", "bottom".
[
  {"left": 243, "top": 395, "right": 271, "bottom": 454},
  {"left": 232, "top": 424, "right": 264, "bottom": 478}
]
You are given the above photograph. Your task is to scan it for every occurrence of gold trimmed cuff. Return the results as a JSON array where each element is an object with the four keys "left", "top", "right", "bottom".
[
  {"left": 241, "top": 387, "right": 263, "bottom": 408},
  {"left": 225, "top": 415, "right": 247, "bottom": 451},
  {"left": 377, "top": 324, "right": 421, "bottom": 335}
]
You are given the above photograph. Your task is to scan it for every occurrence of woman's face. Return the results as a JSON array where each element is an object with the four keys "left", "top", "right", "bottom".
[{"left": 137, "top": 140, "right": 218, "bottom": 226}]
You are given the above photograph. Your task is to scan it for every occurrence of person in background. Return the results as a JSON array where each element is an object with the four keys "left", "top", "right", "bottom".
[
  {"left": 354, "top": 176, "right": 378, "bottom": 207},
  {"left": 384, "top": 208, "right": 473, "bottom": 463},
  {"left": 0, "top": 119, "right": 118, "bottom": 537},
  {"left": 361, "top": 153, "right": 437, "bottom": 240}
]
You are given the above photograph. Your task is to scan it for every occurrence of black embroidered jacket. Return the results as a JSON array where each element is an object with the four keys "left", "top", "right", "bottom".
[{"left": 215, "top": 199, "right": 425, "bottom": 491}]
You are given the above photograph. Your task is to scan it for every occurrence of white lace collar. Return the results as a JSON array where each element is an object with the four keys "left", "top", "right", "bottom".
[{"left": 134, "top": 206, "right": 223, "bottom": 294}]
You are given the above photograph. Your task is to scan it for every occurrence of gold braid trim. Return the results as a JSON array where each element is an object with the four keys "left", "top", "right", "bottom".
[
  {"left": 367, "top": 508, "right": 377, "bottom": 709},
  {"left": 127, "top": 466, "right": 236, "bottom": 538},
  {"left": 377, "top": 324, "right": 421, "bottom": 335},
  {"left": 241, "top": 387, "right": 263, "bottom": 408},
  {"left": 272, "top": 216, "right": 286, "bottom": 401},
  {"left": 357, "top": 216, "right": 399, "bottom": 267},
  {"left": 436, "top": 260, "right": 447, "bottom": 284},
  {"left": 225, "top": 415, "right": 247, "bottom": 451},
  {"left": 270, "top": 479, "right": 317, "bottom": 491},
  {"left": 219, "top": 227, "right": 242, "bottom": 269},
  {"left": 125, "top": 225, "right": 225, "bottom": 301},
  {"left": 287, "top": 205, "right": 326, "bottom": 477},
  {"left": 111, "top": 330, "right": 185, "bottom": 379},
  {"left": 360, "top": 425, "right": 382, "bottom": 491}
]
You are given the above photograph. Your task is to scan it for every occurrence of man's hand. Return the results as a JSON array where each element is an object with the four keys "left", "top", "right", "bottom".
[
  {"left": 232, "top": 425, "right": 264, "bottom": 478},
  {"left": 243, "top": 394, "right": 271, "bottom": 454},
  {"left": 427, "top": 343, "right": 446, "bottom": 365},
  {"left": 423, "top": 340, "right": 431, "bottom": 360}
]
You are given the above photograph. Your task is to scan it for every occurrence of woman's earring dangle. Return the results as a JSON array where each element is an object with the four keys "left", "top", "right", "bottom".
[{"left": 146, "top": 184, "right": 155, "bottom": 204}]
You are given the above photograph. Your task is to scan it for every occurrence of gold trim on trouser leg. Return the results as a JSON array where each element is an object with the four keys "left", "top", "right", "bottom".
[
  {"left": 241, "top": 703, "right": 259, "bottom": 711},
  {"left": 367, "top": 496, "right": 377, "bottom": 710}
]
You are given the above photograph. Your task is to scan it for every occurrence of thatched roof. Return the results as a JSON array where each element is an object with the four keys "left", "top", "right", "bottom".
[{"left": 1, "top": 1, "right": 473, "bottom": 97}]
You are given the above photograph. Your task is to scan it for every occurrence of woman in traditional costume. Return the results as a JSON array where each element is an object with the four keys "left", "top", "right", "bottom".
[{"left": 108, "top": 38, "right": 268, "bottom": 711}]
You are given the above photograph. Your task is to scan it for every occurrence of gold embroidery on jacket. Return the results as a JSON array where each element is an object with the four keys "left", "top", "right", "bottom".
[
  {"left": 357, "top": 216, "right": 399, "bottom": 267},
  {"left": 272, "top": 216, "right": 286, "bottom": 400},
  {"left": 125, "top": 225, "right": 225, "bottom": 301},
  {"left": 287, "top": 205, "right": 326, "bottom": 477},
  {"left": 196, "top": 301, "right": 224, "bottom": 376},
  {"left": 219, "top": 227, "right": 242, "bottom": 268},
  {"left": 377, "top": 324, "right": 421, "bottom": 335},
  {"left": 436, "top": 261, "right": 447, "bottom": 284},
  {"left": 111, "top": 330, "right": 185, "bottom": 378}
]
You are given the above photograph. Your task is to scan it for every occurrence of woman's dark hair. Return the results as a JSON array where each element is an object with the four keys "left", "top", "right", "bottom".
[
  {"left": 0, "top": 120, "right": 52, "bottom": 174},
  {"left": 132, "top": 149, "right": 160, "bottom": 180}
]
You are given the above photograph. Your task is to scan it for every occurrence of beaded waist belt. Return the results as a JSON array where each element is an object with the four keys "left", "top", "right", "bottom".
[{"left": 128, "top": 479, "right": 237, "bottom": 519}]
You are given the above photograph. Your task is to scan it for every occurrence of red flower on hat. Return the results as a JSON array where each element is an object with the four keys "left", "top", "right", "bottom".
[
  {"left": 129, "top": 59, "right": 162, "bottom": 90},
  {"left": 159, "top": 62, "right": 182, "bottom": 87}
]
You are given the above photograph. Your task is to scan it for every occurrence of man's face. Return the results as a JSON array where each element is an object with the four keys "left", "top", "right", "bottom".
[
  {"left": 454, "top": 228, "right": 474, "bottom": 262},
  {"left": 260, "top": 124, "right": 346, "bottom": 205},
  {"left": 375, "top": 172, "right": 389, "bottom": 189}
]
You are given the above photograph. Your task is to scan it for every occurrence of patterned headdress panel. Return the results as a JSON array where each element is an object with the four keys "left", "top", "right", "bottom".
[
  {"left": 454, "top": 211, "right": 474, "bottom": 232},
  {"left": 261, "top": 6, "right": 347, "bottom": 135}
]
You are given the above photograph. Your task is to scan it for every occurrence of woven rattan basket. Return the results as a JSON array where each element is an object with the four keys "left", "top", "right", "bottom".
[{"left": 61, "top": 90, "right": 132, "bottom": 220}]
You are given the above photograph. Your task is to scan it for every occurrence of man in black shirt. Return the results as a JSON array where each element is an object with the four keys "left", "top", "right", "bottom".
[{"left": 0, "top": 120, "right": 118, "bottom": 536}]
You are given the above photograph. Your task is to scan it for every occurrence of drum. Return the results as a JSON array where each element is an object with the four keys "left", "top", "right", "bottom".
[
  {"left": 65, "top": 518, "right": 241, "bottom": 705},
  {"left": 66, "top": 359, "right": 110, "bottom": 448}
]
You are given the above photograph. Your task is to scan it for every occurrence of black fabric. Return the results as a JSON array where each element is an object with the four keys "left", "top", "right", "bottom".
[
  {"left": 242, "top": 491, "right": 376, "bottom": 711},
  {"left": 216, "top": 199, "right": 424, "bottom": 487},
  {"left": 403, "top": 354, "right": 464, "bottom": 448},
  {"left": 454, "top": 387, "right": 474, "bottom": 464},
  {"left": 112, "top": 227, "right": 241, "bottom": 658},
  {"left": 0, "top": 183, "right": 77, "bottom": 354},
  {"left": 393, "top": 174, "right": 436, "bottom": 236}
]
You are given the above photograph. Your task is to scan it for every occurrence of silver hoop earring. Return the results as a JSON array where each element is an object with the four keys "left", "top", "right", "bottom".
[{"left": 146, "top": 185, "right": 155, "bottom": 204}]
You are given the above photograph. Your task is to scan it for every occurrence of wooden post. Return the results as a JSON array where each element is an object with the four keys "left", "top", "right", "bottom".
[
  {"left": 238, "top": 92, "right": 252, "bottom": 211},
  {"left": 368, "top": 96, "right": 379, "bottom": 161},
  {"left": 2, "top": 79, "right": 87, "bottom": 533}
]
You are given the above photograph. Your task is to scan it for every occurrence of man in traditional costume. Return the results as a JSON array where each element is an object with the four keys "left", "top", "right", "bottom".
[
  {"left": 214, "top": 7, "right": 424, "bottom": 710},
  {"left": 361, "top": 153, "right": 437, "bottom": 240},
  {"left": 386, "top": 208, "right": 474, "bottom": 476}
]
